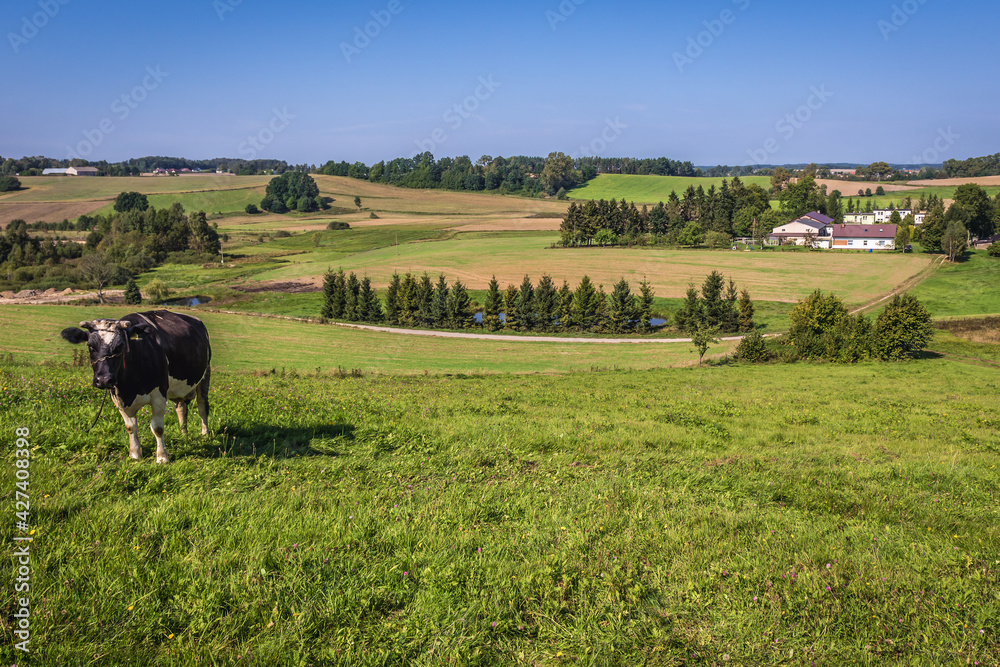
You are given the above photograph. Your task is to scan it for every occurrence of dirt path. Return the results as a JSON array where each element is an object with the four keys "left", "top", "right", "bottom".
[{"left": 850, "top": 255, "right": 946, "bottom": 315}]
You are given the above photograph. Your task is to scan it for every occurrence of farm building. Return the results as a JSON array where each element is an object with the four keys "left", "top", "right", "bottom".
[
  {"left": 831, "top": 224, "right": 896, "bottom": 250},
  {"left": 767, "top": 211, "right": 833, "bottom": 248},
  {"left": 42, "top": 168, "right": 68, "bottom": 175},
  {"left": 66, "top": 166, "right": 98, "bottom": 176}
]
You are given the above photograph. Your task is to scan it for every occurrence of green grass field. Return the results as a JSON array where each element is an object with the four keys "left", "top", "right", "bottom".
[
  {"left": 1, "top": 344, "right": 998, "bottom": 665},
  {"left": 909, "top": 250, "right": 1000, "bottom": 318},
  {"left": 5, "top": 174, "right": 273, "bottom": 202},
  {"left": 0, "top": 306, "right": 733, "bottom": 375},
  {"left": 566, "top": 174, "right": 774, "bottom": 203}
]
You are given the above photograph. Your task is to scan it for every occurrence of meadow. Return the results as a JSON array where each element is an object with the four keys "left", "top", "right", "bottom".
[
  {"left": 566, "top": 175, "right": 774, "bottom": 203},
  {"left": 1, "top": 338, "right": 998, "bottom": 665},
  {"left": 3, "top": 171, "right": 1000, "bottom": 664}
]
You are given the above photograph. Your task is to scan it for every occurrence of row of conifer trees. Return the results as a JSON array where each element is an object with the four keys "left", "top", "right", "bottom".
[{"left": 320, "top": 269, "right": 661, "bottom": 333}]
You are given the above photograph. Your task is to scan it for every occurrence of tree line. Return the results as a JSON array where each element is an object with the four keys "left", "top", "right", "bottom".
[
  {"left": 560, "top": 176, "right": 775, "bottom": 247},
  {"left": 322, "top": 270, "right": 669, "bottom": 334},
  {"left": 0, "top": 154, "right": 299, "bottom": 177},
  {"left": 1, "top": 197, "right": 221, "bottom": 292}
]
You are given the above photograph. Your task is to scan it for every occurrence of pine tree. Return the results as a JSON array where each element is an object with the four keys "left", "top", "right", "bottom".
[
  {"left": 674, "top": 285, "right": 703, "bottom": 333},
  {"left": 606, "top": 278, "right": 636, "bottom": 334},
  {"left": 722, "top": 279, "right": 740, "bottom": 333},
  {"left": 700, "top": 270, "right": 726, "bottom": 330},
  {"left": 344, "top": 272, "right": 361, "bottom": 321},
  {"left": 399, "top": 273, "right": 418, "bottom": 326},
  {"left": 483, "top": 276, "right": 502, "bottom": 331},
  {"left": 557, "top": 280, "right": 573, "bottom": 329},
  {"left": 325, "top": 269, "right": 347, "bottom": 319},
  {"left": 384, "top": 273, "right": 401, "bottom": 325},
  {"left": 516, "top": 275, "right": 535, "bottom": 330},
  {"left": 416, "top": 273, "right": 434, "bottom": 326},
  {"left": 502, "top": 284, "right": 519, "bottom": 330},
  {"left": 571, "top": 275, "right": 599, "bottom": 330},
  {"left": 123, "top": 277, "right": 142, "bottom": 305},
  {"left": 448, "top": 278, "right": 474, "bottom": 328},
  {"left": 321, "top": 268, "right": 336, "bottom": 318},
  {"left": 737, "top": 289, "right": 756, "bottom": 333},
  {"left": 432, "top": 274, "right": 450, "bottom": 327},
  {"left": 358, "top": 277, "right": 383, "bottom": 323},
  {"left": 534, "top": 275, "right": 558, "bottom": 331},
  {"left": 637, "top": 279, "right": 654, "bottom": 332}
]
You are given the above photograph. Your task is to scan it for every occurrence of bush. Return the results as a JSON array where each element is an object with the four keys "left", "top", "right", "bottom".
[
  {"left": 874, "top": 293, "right": 933, "bottom": 360},
  {"left": 0, "top": 176, "right": 22, "bottom": 192},
  {"left": 274, "top": 230, "right": 291, "bottom": 238},
  {"left": 326, "top": 221, "right": 350, "bottom": 231},
  {"left": 988, "top": 242, "right": 1000, "bottom": 257},
  {"left": 244, "top": 204, "right": 259, "bottom": 214},
  {"left": 735, "top": 330, "right": 770, "bottom": 362},
  {"left": 146, "top": 278, "right": 169, "bottom": 303}
]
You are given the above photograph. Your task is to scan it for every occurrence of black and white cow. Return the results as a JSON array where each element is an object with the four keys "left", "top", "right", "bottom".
[{"left": 61, "top": 310, "right": 211, "bottom": 463}]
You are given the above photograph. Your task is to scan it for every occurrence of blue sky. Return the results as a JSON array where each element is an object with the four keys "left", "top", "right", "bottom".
[{"left": 1, "top": 0, "right": 996, "bottom": 166}]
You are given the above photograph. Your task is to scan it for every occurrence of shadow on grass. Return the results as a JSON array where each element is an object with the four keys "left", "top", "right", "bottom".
[
  {"left": 177, "top": 422, "right": 357, "bottom": 460},
  {"left": 915, "top": 350, "right": 945, "bottom": 360}
]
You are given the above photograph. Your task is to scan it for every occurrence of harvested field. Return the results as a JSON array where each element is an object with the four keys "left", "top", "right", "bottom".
[
  {"left": 0, "top": 200, "right": 108, "bottom": 225},
  {"left": 908, "top": 175, "right": 1000, "bottom": 187},
  {"left": 936, "top": 316, "right": 1000, "bottom": 344}
]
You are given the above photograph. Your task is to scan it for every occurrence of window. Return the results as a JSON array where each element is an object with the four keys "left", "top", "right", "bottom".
[{"left": 864, "top": 240, "right": 868, "bottom": 246}]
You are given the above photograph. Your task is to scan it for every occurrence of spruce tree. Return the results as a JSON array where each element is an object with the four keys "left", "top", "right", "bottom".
[
  {"left": 432, "top": 274, "right": 450, "bottom": 327},
  {"left": 399, "top": 273, "right": 418, "bottom": 326},
  {"left": 416, "top": 273, "right": 434, "bottom": 326},
  {"left": 359, "top": 277, "right": 383, "bottom": 323},
  {"left": 700, "top": 271, "right": 726, "bottom": 330},
  {"left": 571, "top": 275, "right": 599, "bottom": 330},
  {"left": 483, "top": 276, "right": 502, "bottom": 331},
  {"left": 448, "top": 278, "right": 475, "bottom": 328},
  {"left": 606, "top": 278, "right": 636, "bottom": 334},
  {"left": 557, "top": 280, "right": 573, "bottom": 329},
  {"left": 123, "top": 277, "right": 142, "bottom": 305},
  {"left": 516, "top": 275, "right": 535, "bottom": 330},
  {"left": 344, "top": 272, "right": 361, "bottom": 321},
  {"left": 534, "top": 275, "right": 558, "bottom": 331},
  {"left": 321, "top": 268, "right": 336, "bottom": 319},
  {"left": 637, "top": 279, "right": 654, "bottom": 332},
  {"left": 502, "top": 284, "right": 519, "bottom": 330},
  {"left": 326, "top": 269, "right": 347, "bottom": 319},
  {"left": 722, "top": 279, "right": 740, "bottom": 333},
  {"left": 384, "top": 273, "right": 401, "bottom": 325},
  {"left": 674, "top": 285, "right": 703, "bottom": 333},
  {"left": 737, "top": 289, "right": 756, "bottom": 333}
]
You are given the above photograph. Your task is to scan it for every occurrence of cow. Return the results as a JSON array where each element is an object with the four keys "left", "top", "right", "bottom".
[{"left": 61, "top": 310, "right": 211, "bottom": 463}]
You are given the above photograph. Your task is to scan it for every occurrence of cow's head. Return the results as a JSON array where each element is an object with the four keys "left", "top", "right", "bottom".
[{"left": 61, "top": 319, "right": 155, "bottom": 389}]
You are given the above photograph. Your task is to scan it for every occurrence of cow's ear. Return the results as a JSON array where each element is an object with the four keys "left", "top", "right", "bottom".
[
  {"left": 126, "top": 322, "right": 156, "bottom": 338},
  {"left": 60, "top": 327, "right": 89, "bottom": 345}
]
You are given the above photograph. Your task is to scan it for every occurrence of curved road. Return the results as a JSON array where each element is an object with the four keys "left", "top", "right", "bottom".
[{"left": 331, "top": 321, "right": 751, "bottom": 344}]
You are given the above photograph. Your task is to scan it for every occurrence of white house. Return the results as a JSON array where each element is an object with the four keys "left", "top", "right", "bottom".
[
  {"left": 831, "top": 224, "right": 897, "bottom": 250},
  {"left": 66, "top": 166, "right": 98, "bottom": 176},
  {"left": 874, "top": 208, "right": 911, "bottom": 223},
  {"left": 914, "top": 212, "right": 927, "bottom": 225},
  {"left": 767, "top": 211, "right": 834, "bottom": 248}
]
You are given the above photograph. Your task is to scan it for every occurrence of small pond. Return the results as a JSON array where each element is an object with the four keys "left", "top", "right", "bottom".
[{"left": 162, "top": 295, "right": 212, "bottom": 307}]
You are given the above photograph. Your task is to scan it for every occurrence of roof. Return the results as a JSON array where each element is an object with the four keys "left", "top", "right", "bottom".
[
  {"left": 42, "top": 168, "right": 68, "bottom": 174},
  {"left": 832, "top": 224, "right": 897, "bottom": 239},
  {"left": 800, "top": 211, "right": 834, "bottom": 225}
]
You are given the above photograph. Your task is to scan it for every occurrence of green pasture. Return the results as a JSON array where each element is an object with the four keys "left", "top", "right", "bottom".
[
  {"left": 909, "top": 250, "right": 1000, "bottom": 318},
  {"left": 88, "top": 186, "right": 268, "bottom": 218},
  {"left": 0, "top": 305, "right": 732, "bottom": 375},
  {"left": 566, "top": 174, "right": 774, "bottom": 203},
  {"left": 1, "top": 345, "right": 998, "bottom": 665}
]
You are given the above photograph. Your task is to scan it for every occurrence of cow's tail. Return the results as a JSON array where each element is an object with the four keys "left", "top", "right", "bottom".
[{"left": 196, "top": 365, "right": 211, "bottom": 435}]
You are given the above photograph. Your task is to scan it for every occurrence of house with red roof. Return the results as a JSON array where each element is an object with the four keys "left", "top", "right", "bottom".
[{"left": 831, "top": 224, "right": 897, "bottom": 250}]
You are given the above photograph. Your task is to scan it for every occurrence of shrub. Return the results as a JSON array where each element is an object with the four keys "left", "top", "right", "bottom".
[
  {"left": 274, "top": 230, "right": 291, "bottom": 238},
  {"left": 988, "top": 242, "right": 1000, "bottom": 257},
  {"left": 735, "top": 329, "right": 770, "bottom": 362},
  {"left": 874, "top": 293, "right": 933, "bottom": 360},
  {"left": 146, "top": 279, "right": 169, "bottom": 303},
  {"left": 326, "top": 221, "right": 351, "bottom": 231},
  {"left": 244, "top": 203, "right": 259, "bottom": 214}
]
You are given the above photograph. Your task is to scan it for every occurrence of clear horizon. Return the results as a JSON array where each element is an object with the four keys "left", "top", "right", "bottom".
[{"left": 2, "top": 0, "right": 996, "bottom": 167}]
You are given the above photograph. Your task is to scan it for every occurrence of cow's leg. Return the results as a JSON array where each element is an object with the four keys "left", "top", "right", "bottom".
[
  {"left": 196, "top": 367, "right": 211, "bottom": 436},
  {"left": 174, "top": 399, "right": 189, "bottom": 435},
  {"left": 150, "top": 391, "right": 170, "bottom": 463},
  {"left": 114, "top": 400, "right": 143, "bottom": 461}
]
